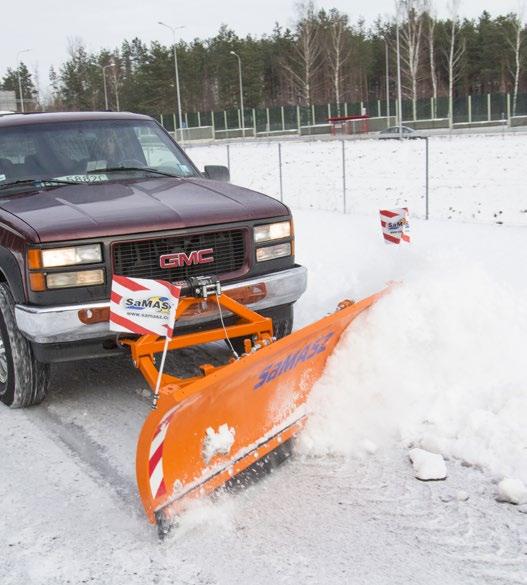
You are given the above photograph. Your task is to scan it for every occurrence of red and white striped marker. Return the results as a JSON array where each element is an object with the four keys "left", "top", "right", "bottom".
[
  {"left": 380, "top": 208, "right": 411, "bottom": 245},
  {"left": 110, "top": 275, "right": 182, "bottom": 410},
  {"left": 110, "top": 275, "right": 181, "bottom": 338}
]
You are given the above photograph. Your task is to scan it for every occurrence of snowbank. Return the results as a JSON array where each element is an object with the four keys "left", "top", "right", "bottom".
[{"left": 296, "top": 210, "right": 527, "bottom": 486}]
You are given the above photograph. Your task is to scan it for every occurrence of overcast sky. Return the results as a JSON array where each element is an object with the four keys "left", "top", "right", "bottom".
[{"left": 0, "top": 0, "right": 520, "bottom": 96}]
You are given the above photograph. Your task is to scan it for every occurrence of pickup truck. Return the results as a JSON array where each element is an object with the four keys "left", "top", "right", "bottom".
[{"left": 0, "top": 112, "right": 306, "bottom": 407}]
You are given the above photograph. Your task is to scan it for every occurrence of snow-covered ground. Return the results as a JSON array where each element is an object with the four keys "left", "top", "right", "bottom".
[
  {"left": 2, "top": 135, "right": 527, "bottom": 584},
  {"left": 187, "top": 133, "right": 527, "bottom": 225}
]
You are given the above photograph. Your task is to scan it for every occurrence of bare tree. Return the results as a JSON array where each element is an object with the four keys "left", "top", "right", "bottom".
[
  {"left": 446, "top": 0, "right": 465, "bottom": 129},
  {"left": 397, "top": 0, "right": 426, "bottom": 121},
  {"left": 506, "top": 5, "right": 525, "bottom": 117},
  {"left": 425, "top": 2, "right": 438, "bottom": 118},
  {"left": 283, "top": 2, "right": 323, "bottom": 119},
  {"left": 325, "top": 10, "right": 351, "bottom": 115}
]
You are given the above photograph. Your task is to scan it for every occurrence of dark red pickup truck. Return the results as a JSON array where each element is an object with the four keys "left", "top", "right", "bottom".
[{"left": 0, "top": 112, "right": 306, "bottom": 407}]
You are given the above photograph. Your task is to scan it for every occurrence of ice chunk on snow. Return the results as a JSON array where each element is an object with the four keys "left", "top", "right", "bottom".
[
  {"left": 409, "top": 448, "right": 447, "bottom": 481},
  {"left": 497, "top": 478, "right": 527, "bottom": 505},
  {"left": 202, "top": 424, "right": 235, "bottom": 464}
]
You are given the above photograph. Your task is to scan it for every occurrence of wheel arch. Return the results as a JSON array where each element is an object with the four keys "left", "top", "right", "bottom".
[{"left": 0, "top": 247, "right": 26, "bottom": 304}]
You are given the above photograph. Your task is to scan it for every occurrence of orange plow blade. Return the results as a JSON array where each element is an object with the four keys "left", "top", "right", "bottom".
[{"left": 135, "top": 290, "right": 384, "bottom": 534}]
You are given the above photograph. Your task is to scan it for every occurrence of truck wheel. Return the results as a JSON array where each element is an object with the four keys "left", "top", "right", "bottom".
[
  {"left": 0, "top": 283, "right": 50, "bottom": 408},
  {"left": 226, "top": 303, "right": 294, "bottom": 355}
]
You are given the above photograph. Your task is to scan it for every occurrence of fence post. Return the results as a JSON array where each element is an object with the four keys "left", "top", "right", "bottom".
[
  {"left": 252, "top": 108, "right": 257, "bottom": 136},
  {"left": 344, "top": 102, "right": 348, "bottom": 117},
  {"left": 311, "top": 104, "right": 315, "bottom": 125},
  {"left": 278, "top": 142, "right": 284, "bottom": 202},
  {"left": 296, "top": 105, "right": 301, "bottom": 132},
  {"left": 341, "top": 140, "right": 346, "bottom": 214},
  {"left": 211, "top": 111, "right": 215, "bottom": 138},
  {"left": 487, "top": 94, "right": 491, "bottom": 122},
  {"left": 266, "top": 107, "right": 270, "bottom": 133},
  {"left": 507, "top": 93, "right": 511, "bottom": 125},
  {"left": 172, "top": 113, "right": 177, "bottom": 135},
  {"left": 425, "top": 137, "right": 429, "bottom": 220},
  {"left": 160, "top": 113, "right": 164, "bottom": 128},
  {"left": 278, "top": 143, "right": 283, "bottom": 202},
  {"left": 377, "top": 100, "right": 381, "bottom": 118},
  {"left": 226, "top": 144, "right": 230, "bottom": 172},
  {"left": 224, "top": 110, "right": 228, "bottom": 131},
  {"left": 197, "top": 111, "right": 201, "bottom": 127},
  {"left": 327, "top": 103, "right": 331, "bottom": 119},
  {"left": 468, "top": 95, "right": 472, "bottom": 124},
  {"left": 237, "top": 108, "right": 241, "bottom": 130},
  {"left": 281, "top": 106, "right": 285, "bottom": 132}
]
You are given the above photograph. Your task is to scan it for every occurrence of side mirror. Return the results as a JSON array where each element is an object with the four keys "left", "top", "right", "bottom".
[{"left": 204, "top": 165, "right": 230, "bottom": 182}]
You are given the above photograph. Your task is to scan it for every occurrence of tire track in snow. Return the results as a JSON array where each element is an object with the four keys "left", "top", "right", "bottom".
[{"left": 30, "top": 405, "right": 138, "bottom": 513}]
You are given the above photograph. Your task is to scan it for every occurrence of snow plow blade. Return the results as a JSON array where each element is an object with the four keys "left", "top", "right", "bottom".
[{"left": 132, "top": 289, "right": 383, "bottom": 534}]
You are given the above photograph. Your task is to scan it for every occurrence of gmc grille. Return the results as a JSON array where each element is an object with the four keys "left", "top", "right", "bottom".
[{"left": 113, "top": 230, "right": 246, "bottom": 281}]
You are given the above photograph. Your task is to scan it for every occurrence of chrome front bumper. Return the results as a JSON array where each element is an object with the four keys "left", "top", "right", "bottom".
[{"left": 15, "top": 266, "right": 308, "bottom": 344}]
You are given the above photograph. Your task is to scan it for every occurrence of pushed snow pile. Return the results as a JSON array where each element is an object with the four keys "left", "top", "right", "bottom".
[
  {"left": 300, "top": 221, "right": 527, "bottom": 485},
  {"left": 409, "top": 448, "right": 447, "bottom": 481},
  {"left": 202, "top": 424, "right": 235, "bottom": 464},
  {"left": 497, "top": 478, "right": 527, "bottom": 505}
]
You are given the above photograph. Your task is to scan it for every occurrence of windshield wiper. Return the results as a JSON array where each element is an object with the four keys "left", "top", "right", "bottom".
[
  {"left": 0, "top": 178, "right": 81, "bottom": 191},
  {"left": 87, "top": 166, "right": 180, "bottom": 178}
]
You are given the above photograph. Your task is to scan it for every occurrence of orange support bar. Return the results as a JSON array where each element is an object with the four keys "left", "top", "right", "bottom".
[{"left": 121, "top": 293, "right": 274, "bottom": 393}]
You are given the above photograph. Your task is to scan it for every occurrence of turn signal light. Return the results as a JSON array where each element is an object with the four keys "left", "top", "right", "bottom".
[
  {"left": 27, "top": 249, "right": 42, "bottom": 270},
  {"left": 29, "top": 272, "right": 46, "bottom": 292}
]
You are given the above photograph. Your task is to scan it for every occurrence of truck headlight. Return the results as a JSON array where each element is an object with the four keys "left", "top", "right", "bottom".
[
  {"left": 28, "top": 244, "right": 103, "bottom": 269},
  {"left": 40, "top": 244, "right": 103, "bottom": 268},
  {"left": 46, "top": 269, "right": 105, "bottom": 289},
  {"left": 254, "top": 221, "right": 291, "bottom": 243},
  {"left": 256, "top": 243, "right": 291, "bottom": 262}
]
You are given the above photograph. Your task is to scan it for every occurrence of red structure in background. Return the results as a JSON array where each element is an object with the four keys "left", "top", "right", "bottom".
[{"left": 328, "top": 114, "right": 369, "bottom": 135}]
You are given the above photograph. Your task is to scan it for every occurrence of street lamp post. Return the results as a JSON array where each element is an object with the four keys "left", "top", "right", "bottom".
[
  {"left": 100, "top": 61, "right": 118, "bottom": 111},
  {"left": 100, "top": 63, "right": 111, "bottom": 110},
  {"left": 16, "top": 49, "right": 32, "bottom": 113},
  {"left": 159, "top": 22, "right": 185, "bottom": 142},
  {"left": 230, "top": 51, "right": 245, "bottom": 137}
]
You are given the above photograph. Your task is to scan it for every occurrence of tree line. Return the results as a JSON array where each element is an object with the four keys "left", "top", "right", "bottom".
[{"left": 1, "top": 1, "right": 526, "bottom": 118}]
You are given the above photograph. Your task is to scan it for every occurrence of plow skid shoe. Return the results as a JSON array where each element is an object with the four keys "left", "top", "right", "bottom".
[{"left": 136, "top": 291, "right": 382, "bottom": 533}]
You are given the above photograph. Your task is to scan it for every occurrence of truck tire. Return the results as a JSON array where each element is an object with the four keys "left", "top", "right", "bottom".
[
  {"left": 227, "top": 303, "right": 294, "bottom": 355},
  {"left": 0, "top": 283, "right": 50, "bottom": 408}
]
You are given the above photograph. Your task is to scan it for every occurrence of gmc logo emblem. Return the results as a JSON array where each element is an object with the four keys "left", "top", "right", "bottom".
[{"left": 159, "top": 248, "right": 215, "bottom": 269}]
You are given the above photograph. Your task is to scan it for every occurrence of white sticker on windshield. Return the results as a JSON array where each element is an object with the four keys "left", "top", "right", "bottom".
[
  {"left": 0, "top": 174, "right": 6, "bottom": 182},
  {"left": 56, "top": 175, "right": 107, "bottom": 183}
]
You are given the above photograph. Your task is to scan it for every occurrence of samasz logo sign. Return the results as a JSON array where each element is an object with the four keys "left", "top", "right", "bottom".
[
  {"left": 254, "top": 332, "right": 334, "bottom": 390},
  {"left": 125, "top": 296, "right": 172, "bottom": 313},
  {"left": 110, "top": 275, "right": 181, "bottom": 338},
  {"left": 160, "top": 248, "right": 214, "bottom": 269}
]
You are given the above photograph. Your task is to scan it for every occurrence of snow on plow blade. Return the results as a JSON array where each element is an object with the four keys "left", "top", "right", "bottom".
[{"left": 135, "top": 290, "right": 383, "bottom": 533}]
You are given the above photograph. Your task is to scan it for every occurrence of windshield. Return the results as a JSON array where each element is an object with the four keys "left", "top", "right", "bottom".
[{"left": 0, "top": 119, "right": 198, "bottom": 191}]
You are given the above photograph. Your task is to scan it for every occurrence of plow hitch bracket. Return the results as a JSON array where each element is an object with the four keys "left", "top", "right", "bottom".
[{"left": 121, "top": 292, "right": 274, "bottom": 394}]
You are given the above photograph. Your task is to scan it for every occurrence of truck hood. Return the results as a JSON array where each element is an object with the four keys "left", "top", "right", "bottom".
[{"left": 0, "top": 177, "right": 289, "bottom": 243}]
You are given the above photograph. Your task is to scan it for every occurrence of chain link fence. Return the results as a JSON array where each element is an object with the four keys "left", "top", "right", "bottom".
[{"left": 186, "top": 132, "right": 527, "bottom": 226}]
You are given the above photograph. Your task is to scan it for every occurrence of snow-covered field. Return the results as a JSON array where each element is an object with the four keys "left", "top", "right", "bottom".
[
  {"left": 187, "top": 133, "right": 527, "bottom": 225},
  {"left": 2, "top": 135, "right": 527, "bottom": 584}
]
